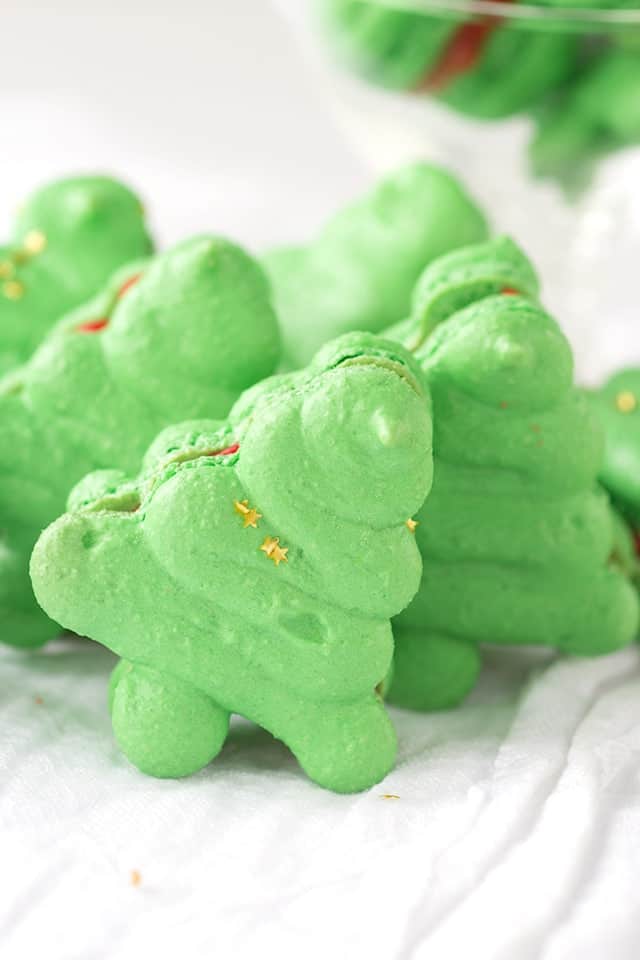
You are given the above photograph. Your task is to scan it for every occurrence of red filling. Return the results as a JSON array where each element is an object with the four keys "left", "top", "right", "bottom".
[
  {"left": 415, "top": 0, "right": 514, "bottom": 93},
  {"left": 502, "top": 287, "right": 520, "bottom": 296},
  {"left": 205, "top": 442, "right": 240, "bottom": 457},
  {"left": 117, "top": 273, "right": 143, "bottom": 299},
  {"left": 75, "top": 272, "right": 144, "bottom": 334},
  {"left": 76, "top": 317, "right": 109, "bottom": 334},
  {"left": 634, "top": 531, "right": 640, "bottom": 557}
]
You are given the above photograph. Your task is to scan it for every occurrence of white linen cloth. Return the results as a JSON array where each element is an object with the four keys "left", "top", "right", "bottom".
[{"left": 2, "top": 641, "right": 640, "bottom": 960}]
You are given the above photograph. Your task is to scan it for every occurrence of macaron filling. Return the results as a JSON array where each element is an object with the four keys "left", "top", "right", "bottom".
[
  {"left": 75, "top": 271, "right": 143, "bottom": 333},
  {"left": 415, "top": 0, "right": 514, "bottom": 93}
]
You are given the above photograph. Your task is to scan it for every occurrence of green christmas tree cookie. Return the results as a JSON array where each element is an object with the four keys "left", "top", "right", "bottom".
[
  {"left": 320, "top": 3, "right": 640, "bottom": 187},
  {"left": 264, "top": 163, "right": 488, "bottom": 369},
  {"left": 31, "top": 333, "right": 433, "bottom": 793},
  {"left": 0, "top": 235, "right": 279, "bottom": 649},
  {"left": 321, "top": 1, "right": 579, "bottom": 118},
  {"left": 532, "top": 50, "right": 640, "bottom": 190},
  {"left": 387, "top": 237, "right": 639, "bottom": 710},
  {"left": 0, "top": 175, "right": 152, "bottom": 374}
]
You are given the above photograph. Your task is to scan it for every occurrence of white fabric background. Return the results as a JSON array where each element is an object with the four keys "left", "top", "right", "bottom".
[
  {"left": 3, "top": 641, "right": 640, "bottom": 960},
  {"left": 2, "top": 3, "right": 640, "bottom": 958}
]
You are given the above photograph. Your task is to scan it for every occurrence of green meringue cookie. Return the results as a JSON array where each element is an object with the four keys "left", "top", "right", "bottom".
[
  {"left": 320, "top": 0, "right": 458, "bottom": 90},
  {"left": 387, "top": 237, "right": 639, "bottom": 711},
  {"left": 264, "top": 163, "right": 488, "bottom": 370},
  {"left": 0, "top": 235, "right": 279, "bottom": 649},
  {"left": 0, "top": 176, "right": 152, "bottom": 375},
  {"left": 387, "top": 234, "right": 540, "bottom": 351},
  {"left": 31, "top": 333, "right": 433, "bottom": 793},
  {"left": 532, "top": 50, "right": 640, "bottom": 189},
  {"left": 321, "top": 1, "right": 579, "bottom": 118},
  {"left": 320, "top": 2, "right": 640, "bottom": 186}
]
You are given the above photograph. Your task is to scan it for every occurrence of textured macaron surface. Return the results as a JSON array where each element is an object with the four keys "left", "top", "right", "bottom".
[
  {"left": 386, "top": 237, "right": 639, "bottom": 711},
  {"left": 31, "top": 333, "right": 434, "bottom": 792},
  {"left": 321, "top": 1, "right": 579, "bottom": 117}
]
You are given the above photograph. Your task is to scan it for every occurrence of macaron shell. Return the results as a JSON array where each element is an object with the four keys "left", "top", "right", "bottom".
[
  {"left": 1, "top": 236, "right": 279, "bottom": 649},
  {"left": 31, "top": 334, "right": 434, "bottom": 791}
]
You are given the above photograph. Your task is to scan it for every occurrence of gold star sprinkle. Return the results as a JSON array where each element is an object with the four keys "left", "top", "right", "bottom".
[
  {"left": 22, "top": 229, "right": 47, "bottom": 255},
  {"left": 406, "top": 519, "right": 418, "bottom": 533},
  {"left": 3, "top": 279, "right": 24, "bottom": 300},
  {"left": 130, "top": 869, "right": 142, "bottom": 887},
  {"left": 616, "top": 391, "right": 637, "bottom": 414},
  {"left": 0, "top": 261, "right": 14, "bottom": 279},
  {"left": 260, "top": 536, "right": 289, "bottom": 566},
  {"left": 381, "top": 794, "right": 400, "bottom": 800},
  {"left": 234, "top": 498, "right": 262, "bottom": 529}
]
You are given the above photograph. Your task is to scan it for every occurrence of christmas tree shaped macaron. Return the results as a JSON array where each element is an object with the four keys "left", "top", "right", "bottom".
[
  {"left": 1, "top": 235, "right": 280, "bottom": 649},
  {"left": 532, "top": 49, "right": 640, "bottom": 190},
  {"left": 31, "top": 333, "right": 433, "bottom": 793},
  {"left": 387, "top": 237, "right": 639, "bottom": 710},
  {"left": 264, "top": 163, "right": 488, "bottom": 369},
  {"left": 0, "top": 175, "right": 152, "bottom": 374}
]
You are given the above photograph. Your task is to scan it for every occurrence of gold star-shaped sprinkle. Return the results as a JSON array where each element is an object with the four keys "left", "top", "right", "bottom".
[
  {"left": 0, "top": 260, "right": 14, "bottom": 279},
  {"left": 22, "top": 229, "right": 47, "bottom": 255},
  {"left": 3, "top": 279, "right": 24, "bottom": 301},
  {"left": 616, "top": 391, "right": 637, "bottom": 414},
  {"left": 234, "top": 498, "right": 262, "bottom": 529},
  {"left": 406, "top": 519, "right": 418, "bottom": 533},
  {"left": 260, "top": 536, "right": 289, "bottom": 566},
  {"left": 381, "top": 794, "right": 400, "bottom": 800}
]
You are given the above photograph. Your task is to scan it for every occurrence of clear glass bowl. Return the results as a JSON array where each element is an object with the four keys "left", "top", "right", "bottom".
[{"left": 275, "top": 0, "right": 640, "bottom": 383}]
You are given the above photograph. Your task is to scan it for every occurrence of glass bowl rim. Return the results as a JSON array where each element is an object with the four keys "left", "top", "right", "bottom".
[{"left": 364, "top": 0, "right": 640, "bottom": 28}]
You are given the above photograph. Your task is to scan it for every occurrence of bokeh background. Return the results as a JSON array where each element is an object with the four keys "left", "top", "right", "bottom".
[{"left": 0, "top": 1, "right": 365, "bottom": 247}]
